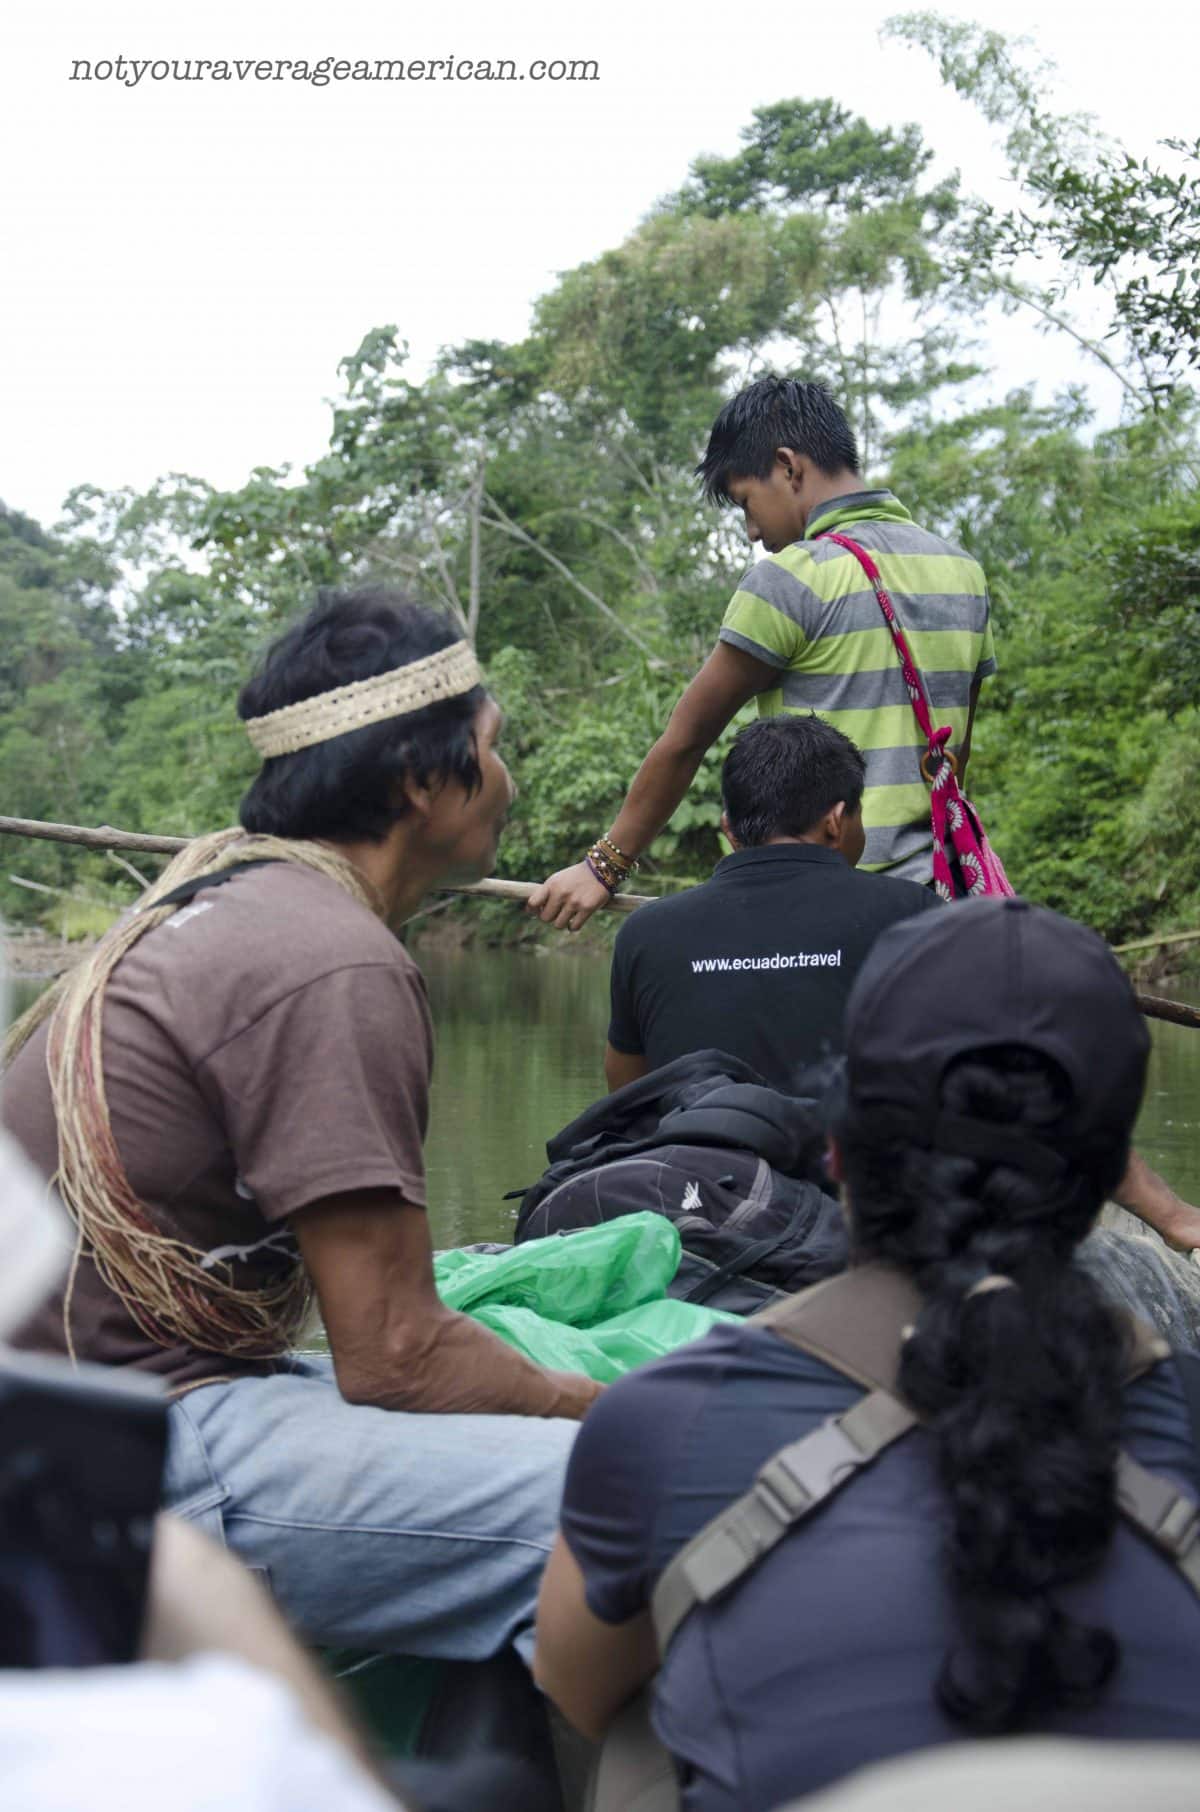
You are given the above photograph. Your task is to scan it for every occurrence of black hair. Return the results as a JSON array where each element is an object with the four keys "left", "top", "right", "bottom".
[
  {"left": 721, "top": 715, "right": 865, "bottom": 846},
  {"left": 238, "top": 588, "right": 487, "bottom": 843},
  {"left": 835, "top": 1046, "right": 1131, "bottom": 1735},
  {"left": 697, "top": 377, "right": 860, "bottom": 504}
]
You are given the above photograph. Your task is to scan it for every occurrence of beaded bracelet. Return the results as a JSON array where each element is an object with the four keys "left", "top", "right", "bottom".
[
  {"left": 585, "top": 854, "right": 617, "bottom": 894},
  {"left": 587, "top": 845, "right": 628, "bottom": 891},
  {"left": 587, "top": 847, "right": 622, "bottom": 891},
  {"left": 597, "top": 835, "right": 638, "bottom": 873},
  {"left": 586, "top": 835, "right": 639, "bottom": 895}
]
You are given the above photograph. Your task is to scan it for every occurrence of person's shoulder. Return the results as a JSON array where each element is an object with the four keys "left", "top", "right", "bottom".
[
  {"left": 119, "top": 862, "right": 422, "bottom": 1030},
  {"left": 848, "top": 869, "right": 941, "bottom": 918},
  {"left": 615, "top": 876, "right": 720, "bottom": 945},
  {"left": 207, "top": 862, "right": 411, "bottom": 971},
  {"left": 252, "top": 861, "right": 408, "bottom": 951},
  {"left": 579, "top": 1318, "right": 848, "bottom": 1448},
  {"left": 571, "top": 1320, "right": 860, "bottom": 1507},
  {"left": 731, "top": 544, "right": 826, "bottom": 610},
  {"left": 840, "top": 509, "right": 988, "bottom": 578},
  {"left": 760, "top": 541, "right": 824, "bottom": 585},
  {"left": 892, "top": 517, "right": 988, "bottom": 580}
]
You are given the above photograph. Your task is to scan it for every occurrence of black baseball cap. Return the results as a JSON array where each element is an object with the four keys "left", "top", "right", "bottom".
[{"left": 842, "top": 898, "right": 1149, "bottom": 1172}]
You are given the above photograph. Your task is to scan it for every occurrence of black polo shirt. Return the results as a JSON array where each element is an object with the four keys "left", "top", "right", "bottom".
[{"left": 608, "top": 844, "right": 940, "bottom": 1088}]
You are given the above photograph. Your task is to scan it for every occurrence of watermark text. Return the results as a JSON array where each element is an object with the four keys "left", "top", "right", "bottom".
[{"left": 69, "top": 55, "right": 600, "bottom": 88}]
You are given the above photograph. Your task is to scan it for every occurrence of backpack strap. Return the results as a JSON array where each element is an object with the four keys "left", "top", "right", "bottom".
[
  {"left": 675, "top": 1198, "right": 807, "bottom": 1307},
  {"left": 1114, "top": 1349, "right": 1200, "bottom": 1594},
  {"left": 150, "top": 857, "right": 282, "bottom": 912},
  {"left": 752, "top": 1261, "right": 921, "bottom": 1391},
  {"left": 1174, "top": 1350, "right": 1200, "bottom": 1456},
  {"left": 651, "top": 1263, "right": 1191, "bottom": 1661},
  {"left": 651, "top": 1383, "right": 915, "bottom": 1656},
  {"left": 1115, "top": 1451, "right": 1200, "bottom": 1592}
]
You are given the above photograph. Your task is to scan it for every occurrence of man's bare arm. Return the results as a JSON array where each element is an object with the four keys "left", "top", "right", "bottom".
[
  {"left": 1113, "top": 1151, "right": 1200, "bottom": 1252},
  {"left": 527, "top": 642, "right": 775, "bottom": 932},
  {"left": 605, "top": 1045, "right": 649, "bottom": 1093},
  {"left": 293, "top": 1191, "right": 601, "bottom": 1419}
]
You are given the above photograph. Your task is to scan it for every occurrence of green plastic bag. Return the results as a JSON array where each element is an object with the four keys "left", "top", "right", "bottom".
[
  {"left": 332, "top": 1217, "right": 733, "bottom": 1755},
  {"left": 434, "top": 1214, "right": 736, "bottom": 1380}
]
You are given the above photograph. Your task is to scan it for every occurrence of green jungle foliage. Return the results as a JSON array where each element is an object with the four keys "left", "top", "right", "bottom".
[{"left": 2, "top": 23, "right": 1198, "bottom": 961}]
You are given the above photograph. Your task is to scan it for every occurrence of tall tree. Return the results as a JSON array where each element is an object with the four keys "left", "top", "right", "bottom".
[
  {"left": 534, "top": 98, "right": 970, "bottom": 473},
  {"left": 887, "top": 13, "right": 1200, "bottom": 407}
]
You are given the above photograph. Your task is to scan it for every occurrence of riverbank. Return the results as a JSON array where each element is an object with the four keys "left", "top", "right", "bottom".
[
  {"left": 1, "top": 930, "right": 80, "bottom": 980},
  {"left": 4, "top": 905, "right": 1198, "bottom": 986},
  {"left": 407, "top": 896, "right": 618, "bottom": 959}
]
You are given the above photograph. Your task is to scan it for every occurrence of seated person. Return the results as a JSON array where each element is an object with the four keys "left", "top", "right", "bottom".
[
  {"left": 2, "top": 589, "right": 598, "bottom": 1680},
  {"left": 2, "top": 1524, "right": 405, "bottom": 1812},
  {"left": 604, "top": 713, "right": 938, "bottom": 1093},
  {"left": 537, "top": 899, "right": 1200, "bottom": 1809},
  {"left": 606, "top": 713, "right": 1200, "bottom": 1250},
  {"left": 0, "top": 1111, "right": 399, "bottom": 1811}
]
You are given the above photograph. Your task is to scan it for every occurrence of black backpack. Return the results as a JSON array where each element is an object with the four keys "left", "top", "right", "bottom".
[{"left": 513, "top": 1052, "right": 847, "bottom": 1316}]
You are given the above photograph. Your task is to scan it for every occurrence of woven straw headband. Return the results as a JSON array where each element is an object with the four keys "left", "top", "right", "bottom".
[{"left": 243, "top": 641, "right": 482, "bottom": 759}]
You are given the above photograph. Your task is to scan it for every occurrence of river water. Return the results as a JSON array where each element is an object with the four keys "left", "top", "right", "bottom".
[{"left": 6, "top": 949, "right": 1200, "bottom": 1243}]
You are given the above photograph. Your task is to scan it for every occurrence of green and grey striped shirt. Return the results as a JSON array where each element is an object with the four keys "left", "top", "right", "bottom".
[{"left": 720, "top": 490, "right": 997, "bottom": 883}]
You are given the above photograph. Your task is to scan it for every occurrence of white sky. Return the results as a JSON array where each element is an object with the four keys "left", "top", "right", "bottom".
[{"left": 3, "top": 0, "right": 1196, "bottom": 528}]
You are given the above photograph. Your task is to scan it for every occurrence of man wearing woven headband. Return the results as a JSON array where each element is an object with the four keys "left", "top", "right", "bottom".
[{"left": 2, "top": 589, "right": 595, "bottom": 1683}]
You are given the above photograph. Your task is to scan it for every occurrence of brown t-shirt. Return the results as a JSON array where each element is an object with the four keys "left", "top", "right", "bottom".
[{"left": 2, "top": 862, "right": 433, "bottom": 1392}]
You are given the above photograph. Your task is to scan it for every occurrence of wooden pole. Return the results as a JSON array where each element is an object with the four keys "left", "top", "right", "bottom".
[
  {"left": 1134, "top": 992, "right": 1200, "bottom": 1032},
  {"left": 0, "top": 816, "right": 185, "bottom": 856},
  {"left": 0, "top": 815, "right": 650, "bottom": 914},
  {"left": 1112, "top": 927, "right": 1200, "bottom": 956},
  {"left": 2, "top": 814, "right": 1198, "bottom": 1022}
]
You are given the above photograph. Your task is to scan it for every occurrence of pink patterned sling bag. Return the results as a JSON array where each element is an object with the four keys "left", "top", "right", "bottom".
[{"left": 819, "top": 531, "right": 1013, "bottom": 901}]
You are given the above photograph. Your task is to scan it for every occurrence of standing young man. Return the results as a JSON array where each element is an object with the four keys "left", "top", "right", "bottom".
[{"left": 528, "top": 377, "right": 995, "bottom": 929}]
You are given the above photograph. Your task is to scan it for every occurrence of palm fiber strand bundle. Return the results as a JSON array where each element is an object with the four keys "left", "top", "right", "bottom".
[{"left": 3, "top": 830, "right": 382, "bottom": 1364}]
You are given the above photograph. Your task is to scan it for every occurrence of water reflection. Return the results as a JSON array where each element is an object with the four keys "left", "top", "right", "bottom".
[
  {"left": 420, "top": 952, "right": 1200, "bottom": 1245},
  {"left": 1138, "top": 1003, "right": 1200, "bottom": 1212},
  {"left": 5, "top": 954, "right": 1199, "bottom": 1245},
  {"left": 419, "top": 948, "right": 613, "bottom": 1246}
]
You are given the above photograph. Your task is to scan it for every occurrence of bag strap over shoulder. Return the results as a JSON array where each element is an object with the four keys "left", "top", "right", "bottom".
[
  {"left": 651, "top": 1264, "right": 919, "bottom": 1655},
  {"left": 1116, "top": 1349, "right": 1200, "bottom": 1596},
  {"left": 753, "top": 1262, "right": 921, "bottom": 1392},
  {"left": 818, "top": 532, "right": 946, "bottom": 771},
  {"left": 1173, "top": 1349, "right": 1200, "bottom": 1456},
  {"left": 651, "top": 1383, "right": 915, "bottom": 1657},
  {"left": 651, "top": 1264, "right": 1195, "bottom": 1661},
  {"left": 1116, "top": 1451, "right": 1200, "bottom": 1594},
  {"left": 151, "top": 857, "right": 282, "bottom": 911},
  {"left": 817, "top": 529, "right": 1014, "bottom": 899}
]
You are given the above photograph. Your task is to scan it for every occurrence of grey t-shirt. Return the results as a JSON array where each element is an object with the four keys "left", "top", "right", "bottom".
[{"left": 3, "top": 863, "right": 433, "bottom": 1391}]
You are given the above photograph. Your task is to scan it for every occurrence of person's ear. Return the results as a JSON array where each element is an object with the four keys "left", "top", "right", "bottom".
[
  {"left": 818, "top": 801, "right": 846, "bottom": 847},
  {"left": 400, "top": 772, "right": 440, "bottom": 822},
  {"left": 720, "top": 810, "right": 741, "bottom": 851},
  {"left": 776, "top": 447, "right": 805, "bottom": 491}
]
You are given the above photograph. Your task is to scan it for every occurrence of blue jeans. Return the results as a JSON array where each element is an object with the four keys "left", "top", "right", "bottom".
[{"left": 162, "top": 1356, "right": 576, "bottom": 1666}]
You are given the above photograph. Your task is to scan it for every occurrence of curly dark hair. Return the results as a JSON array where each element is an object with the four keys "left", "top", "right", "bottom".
[{"left": 836, "top": 1044, "right": 1129, "bottom": 1734}]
